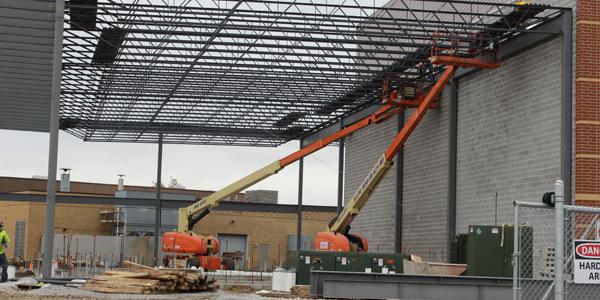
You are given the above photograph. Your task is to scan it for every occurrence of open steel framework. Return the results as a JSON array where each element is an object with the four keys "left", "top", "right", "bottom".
[{"left": 60, "top": 0, "right": 566, "bottom": 146}]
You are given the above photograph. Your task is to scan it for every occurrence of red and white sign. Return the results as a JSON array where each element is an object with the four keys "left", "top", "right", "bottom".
[
  {"left": 574, "top": 240, "right": 600, "bottom": 284},
  {"left": 576, "top": 243, "right": 600, "bottom": 258}
]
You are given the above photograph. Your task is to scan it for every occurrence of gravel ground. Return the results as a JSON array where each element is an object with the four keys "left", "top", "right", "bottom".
[{"left": 0, "top": 278, "right": 301, "bottom": 300}]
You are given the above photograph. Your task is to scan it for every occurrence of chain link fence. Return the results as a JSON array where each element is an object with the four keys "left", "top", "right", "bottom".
[
  {"left": 563, "top": 207, "right": 600, "bottom": 298},
  {"left": 514, "top": 180, "right": 600, "bottom": 299},
  {"left": 514, "top": 203, "right": 555, "bottom": 300}
]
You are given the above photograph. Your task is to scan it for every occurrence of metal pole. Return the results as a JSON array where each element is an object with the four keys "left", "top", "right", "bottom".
[
  {"left": 92, "top": 235, "right": 96, "bottom": 276},
  {"left": 154, "top": 132, "right": 163, "bottom": 267},
  {"left": 395, "top": 112, "right": 404, "bottom": 253},
  {"left": 337, "top": 120, "right": 344, "bottom": 214},
  {"left": 297, "top": 138, "right": 304, "bottom": 250},
  {"left": 555, "top": 179, "right": 565, "bottom": 300},
  {"left": 448, "top": 79, "right": 458, "bottom": 261},
  {"left": 561, "top": 11, "right": 573, "bottom": 205},
  {"left": 42, "top": 0, "right": 64, "bottom": 279},
  {"left": 512, "top": 202, "right": 520, "bottom": 300}
]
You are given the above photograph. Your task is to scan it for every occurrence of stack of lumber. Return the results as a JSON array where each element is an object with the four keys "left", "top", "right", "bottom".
[
  {"left": 82, "top": 261, "right": 217, "bottom": 294},
  {"left": 290, "top": 285, "right": 311, "bottom": 298}
]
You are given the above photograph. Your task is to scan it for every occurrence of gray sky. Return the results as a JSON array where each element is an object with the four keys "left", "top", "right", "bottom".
[{"left": 0, "top": 129, "right": 340, "bottom": 206}]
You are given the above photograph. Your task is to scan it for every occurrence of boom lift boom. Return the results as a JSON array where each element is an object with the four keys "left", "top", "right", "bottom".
[
  {"left": 315, "top": 51, "right": 501, "bottom": 252},
  {"left": 162, "top": 100, "right": 416, "bottom": 269}
]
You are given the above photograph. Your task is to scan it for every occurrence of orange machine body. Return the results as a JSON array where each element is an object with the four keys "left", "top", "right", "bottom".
[
  {"left": 163, "top": 231, "right": 220, "bottom": 255},
  {"left": 199, "top": 256, "right": 221, "bottom": 270},
  {"left": 162, "top": 232, "right": 221, "bottom": 270},
  {"left": 314, "top": 232, "right": 369, "bottom": 252}
]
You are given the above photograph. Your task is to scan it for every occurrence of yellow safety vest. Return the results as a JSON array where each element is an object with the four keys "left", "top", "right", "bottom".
[{"left": 0, "top": 230, "right": 10, "bottom": 255}]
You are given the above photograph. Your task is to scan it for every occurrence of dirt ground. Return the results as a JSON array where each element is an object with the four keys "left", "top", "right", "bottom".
[
  {"left": 0, "top": 278, "right": 301, "bottom": 300},
  {"left": 0, "top": 289, "right": 297, "bottom": 300}
]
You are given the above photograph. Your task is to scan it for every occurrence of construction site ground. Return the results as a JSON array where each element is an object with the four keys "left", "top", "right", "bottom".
[{"left": 0, "top": 278, "right": 299, "bottom": 300}]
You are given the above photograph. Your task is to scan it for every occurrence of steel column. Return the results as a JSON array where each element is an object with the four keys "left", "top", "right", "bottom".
[
  {"left": 153, "top": 132, "right": 163, "bottom": 266},
  {"left": 42, "top": 0, "right": 64, "bottom": 279},
  {"left": 337, "top": 121, "right": 344, "bottom": 214},
  {"left": 512, "top": 202, "right": 520, "bottom": 300},
  {"left": 561, "top": 11, "right": 573, "bottom": 205},
  {"left": 448, "top": 79, "right": 458, "bottom": 262},
  {"left": 554, "top": 180, "right": 565, "bottom": 299},
  {"left": 297, "top": 138, "right": 304, "bottom": 250},
  {"left": 395, "top": 113, "right": 404, "bottom": 253}
]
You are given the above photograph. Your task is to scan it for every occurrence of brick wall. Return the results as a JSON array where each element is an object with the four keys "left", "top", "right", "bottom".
[
  {"left": 575, "top": 0, "right": 600, "bottom": 206},
  {"left": 0, "top": 201, "right": 113, "bottom": 259}
]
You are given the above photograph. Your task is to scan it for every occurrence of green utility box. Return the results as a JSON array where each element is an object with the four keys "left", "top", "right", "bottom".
[
  {"left": 370, "top": 253, "right": 407, "bottom": 274},
  {"left": 335, "top": 252, "right": 372, "bottom": 272},
  {"left": 291, "top": 250, "right": 336, "bottom": 285},
  {"left": 465, "top": 225, "right": 532, "bottom": 277},
  {"left": 455, "top": 234, "right": 468, "bottom": 264},
  {"left": 290, "top": 250, "right": 408, "bottom": 284}
]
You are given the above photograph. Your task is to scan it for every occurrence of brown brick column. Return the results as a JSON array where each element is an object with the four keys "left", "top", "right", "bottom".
[{"left": 575, "top": 0, "right": 600, "bottom": 206}]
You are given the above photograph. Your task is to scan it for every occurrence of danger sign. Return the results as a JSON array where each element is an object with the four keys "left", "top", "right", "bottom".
[{"left": 574, "top": 240, "right": 600, "bottom": 283}]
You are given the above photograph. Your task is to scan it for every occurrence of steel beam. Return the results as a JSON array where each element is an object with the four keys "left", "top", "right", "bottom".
[
  {"left": 305, "top": 14, "right": 565, "bottom": 145},
  {"left": 42, "top": 0, "right": 64, "bottom": 279},
  {"left": 394, "top": 113, "right": 404, "bottom": 253},
  {"left": 455, "top": 14, "right": 563, "bottom": 80},
  {"left": 561, "top": 11, "right": 573, "bottom": 205},
  {"left": 337, "top": 120, "right": 344, "bottom": 214},
  {"left": 447, "top": 79, "right": 458, "bottom": 262},
  {"left": 296, "top": 138, "right": 304, "bottom": 250},
  {"left": 153, "top": 132, "right": 163, "bottom": 266}
]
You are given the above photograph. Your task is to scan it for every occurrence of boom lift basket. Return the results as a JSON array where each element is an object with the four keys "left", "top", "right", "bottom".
[{"left": 430, "top": 31, "right": 501, "bottom": 69}]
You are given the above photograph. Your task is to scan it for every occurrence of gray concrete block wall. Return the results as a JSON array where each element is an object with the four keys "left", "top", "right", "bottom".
[
  {"left": 343, "top": 116, "right": 399, "bottom": 253},
  {"left": 343, "top": 92, "right": 452, "bottom": 259},
  {"left": 342, "top": 0, "right": 574, "bottom": 259},
  {"left": 401, "top": 91, "right": 450, "bottom": 261},
  {"left": 455, "top": 39, "right": 562, "bottom": 233}
]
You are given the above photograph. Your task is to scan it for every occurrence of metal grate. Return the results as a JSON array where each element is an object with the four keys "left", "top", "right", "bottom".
[{"left": 60, "top": 0, "right": 566, "bottom": 146}]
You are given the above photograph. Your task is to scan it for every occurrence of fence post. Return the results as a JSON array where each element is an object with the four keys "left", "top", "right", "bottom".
[
  {"left": 555, "top": 179, "right": 565, "bottom": 300},
  {"left": 513, "top": 202, "right": 520, "bottom": 300}
]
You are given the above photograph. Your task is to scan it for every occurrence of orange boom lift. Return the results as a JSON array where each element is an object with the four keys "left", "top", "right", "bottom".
[
  {"left": 315, "top": 36, "right": 501, "bottom": 252},
  {"left": 163, "top": 98, "right": 419, "bottom": 269}
]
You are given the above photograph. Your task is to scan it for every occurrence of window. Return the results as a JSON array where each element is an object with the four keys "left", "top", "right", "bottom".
[{"left": 14, "top": 221, "right": 25, "bottom": 257}]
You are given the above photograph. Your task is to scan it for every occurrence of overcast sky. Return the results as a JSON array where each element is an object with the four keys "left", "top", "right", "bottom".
[{"left": 0, "top": 129, "right": 340, "bottom": 206}]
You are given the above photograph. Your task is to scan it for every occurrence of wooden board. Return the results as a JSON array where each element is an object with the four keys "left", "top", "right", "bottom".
[{"left": 83, "top": 262, "right": 218, "bottom": 294}]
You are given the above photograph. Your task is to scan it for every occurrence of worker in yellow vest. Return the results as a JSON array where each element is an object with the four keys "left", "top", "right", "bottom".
[{"left": 0, "top": 222, "right": 10, "bottom": 283}]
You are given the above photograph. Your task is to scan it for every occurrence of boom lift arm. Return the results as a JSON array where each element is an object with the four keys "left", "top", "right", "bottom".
[
  {"left": 177, "top": 102, "right": 409, "bottom": 232},
  {"left": 315, "top": 65, "right": 457, "bottom": 252},
  {"left": 316, "top": 53, "right": 501, "bottom": 252}
]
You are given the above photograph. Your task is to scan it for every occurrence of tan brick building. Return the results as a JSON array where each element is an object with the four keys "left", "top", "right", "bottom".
[{"left": 0, "top": 176, "right": 336, "bottom": 270}]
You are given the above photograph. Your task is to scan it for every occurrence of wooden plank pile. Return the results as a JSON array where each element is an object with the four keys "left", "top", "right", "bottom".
[
  {"left": 290, "top": 285, "right": 311, "bottom": 298},
  {"left": 82, "top": 261, "right": 217, "bottom": 294}
]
